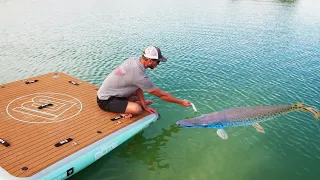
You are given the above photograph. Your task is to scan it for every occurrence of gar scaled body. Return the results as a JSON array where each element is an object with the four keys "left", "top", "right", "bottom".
[{"left": 176, "top": 103, "right": 319, "bottom": 139}]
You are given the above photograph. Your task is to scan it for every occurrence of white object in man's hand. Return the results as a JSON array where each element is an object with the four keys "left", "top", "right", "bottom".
[{"left": 191, "top": 103, "right": 198, "bottom": 112}]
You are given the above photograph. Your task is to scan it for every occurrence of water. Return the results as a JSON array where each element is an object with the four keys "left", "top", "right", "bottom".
[{"left": 1, "top": 0, "right": 320, "bottom": 179}]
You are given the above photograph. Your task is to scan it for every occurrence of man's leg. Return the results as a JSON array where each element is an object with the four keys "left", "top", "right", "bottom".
[
  {"left": 128, "top": 95, "right": 153, "bottom": 105},
  {"left": 98, "top": 97, "right": 140, "bottom": 118},
  {"left": 121, "top": 95, "right": 153, "bottom": 118},
  {"left": 122, "top": 102, "right": 143, "bottom": 118}
]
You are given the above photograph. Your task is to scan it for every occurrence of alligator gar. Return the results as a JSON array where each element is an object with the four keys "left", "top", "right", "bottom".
[{"left": 176, "top": 102, "right": 319, "bottom": 140}]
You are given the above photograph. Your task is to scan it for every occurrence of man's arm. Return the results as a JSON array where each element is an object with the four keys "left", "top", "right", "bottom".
[
  {"left": 147, "top": 87, "right": 191, "bottom": 106},
  {"left": 135, "top": 88, "right": 148, "bottom": 110},
  {"left": 135, "top": 88, "right": 158, "bottom": 114}
]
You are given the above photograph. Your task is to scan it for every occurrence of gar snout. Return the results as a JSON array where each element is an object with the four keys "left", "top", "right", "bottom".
[{"left": 176, "top": 119, "right": 196, "bottom": 128}]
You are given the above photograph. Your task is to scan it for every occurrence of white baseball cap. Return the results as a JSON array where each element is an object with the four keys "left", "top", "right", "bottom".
[{"left": 143, "top": 46, "right": 167, "bottom": 62}]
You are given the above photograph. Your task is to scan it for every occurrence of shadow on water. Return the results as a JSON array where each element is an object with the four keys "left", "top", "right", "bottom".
[
  {"left": 70, "top": 123, "right": 183, "bottom": 179},
  {"left": 230, "top": 0, "right": 297, "bottom": 4},
  {"left": 116, "top": 123, "right": 182, "bottom": 171},
  {"left": 277, "top": 0, "right": 297, "bottom": 4}
]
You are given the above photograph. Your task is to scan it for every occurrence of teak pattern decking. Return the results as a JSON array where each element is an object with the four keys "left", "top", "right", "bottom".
[{"left": 0, "top": 72, "right": 150, "bottom": 177}]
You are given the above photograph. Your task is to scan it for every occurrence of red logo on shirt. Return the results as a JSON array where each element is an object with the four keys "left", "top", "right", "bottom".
[
  {"left": 114, "top": 62, "right": 130, "bottom": 76},
  {"left": 114, "top": 65, "right": 125, "bottom": 76}
]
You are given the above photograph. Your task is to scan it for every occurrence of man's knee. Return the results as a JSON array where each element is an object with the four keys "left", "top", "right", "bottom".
[
  {"left": 126, "top": 103, "right": 142, "bottom": 114},
  {"left": 132, "top": 104, "right": 143, "bottom": 114}
]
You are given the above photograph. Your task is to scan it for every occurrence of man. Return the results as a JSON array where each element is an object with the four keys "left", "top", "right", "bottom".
[{"left": 97, "top": 46, "right": 191, "bottom": 118}]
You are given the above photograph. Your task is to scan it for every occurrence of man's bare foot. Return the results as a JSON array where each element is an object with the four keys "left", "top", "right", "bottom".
[
  {"left": 145, "top": 100, "right": 153, "bottom": 105},
  {"left": 120, "top": 114, "right": 133, "bottom": 118}
]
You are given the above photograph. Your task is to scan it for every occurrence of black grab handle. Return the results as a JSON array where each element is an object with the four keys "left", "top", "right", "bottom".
[
  {"left": 0, "top": 138, "right": 10, "bottom": 147},
  {"left": 54, "top": 138, "right": 73, "bottom": 147}
]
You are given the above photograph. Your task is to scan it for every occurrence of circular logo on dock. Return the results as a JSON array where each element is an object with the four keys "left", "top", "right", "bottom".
[{"left": 6, "top": 93, "right": 82, "bottom": 123}]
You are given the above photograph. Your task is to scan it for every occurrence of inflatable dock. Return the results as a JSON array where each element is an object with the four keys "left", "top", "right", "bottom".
[{"left": 0, "top": 72, "right": 158, "bottom": 180}]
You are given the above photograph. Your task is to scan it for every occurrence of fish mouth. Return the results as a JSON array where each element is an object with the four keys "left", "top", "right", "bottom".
[{"left": 176, "top": 120, "right": 197, "bottom": 128}]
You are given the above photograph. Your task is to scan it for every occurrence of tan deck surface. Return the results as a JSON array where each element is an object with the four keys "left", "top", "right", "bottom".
[{"left": 0, "top": 72, "right": 150, "bottom": 177}]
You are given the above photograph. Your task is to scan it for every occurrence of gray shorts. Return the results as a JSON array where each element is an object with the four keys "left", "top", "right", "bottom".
[{"left": 97, "top": 96, "right": 128, "bottom": 113}]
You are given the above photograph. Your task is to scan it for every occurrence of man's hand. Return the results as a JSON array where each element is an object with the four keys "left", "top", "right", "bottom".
[
  {"left": 180, "top": 100, "right": 192, "bottom": 107},
  {"left": 145, "top": 107, "right": 158, "bottom": 115},
  {"left": 148, "top": 88, "right": 193, "bottom": 107}
]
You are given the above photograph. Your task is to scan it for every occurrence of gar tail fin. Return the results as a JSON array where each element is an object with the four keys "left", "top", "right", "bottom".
[
  {"left": 300, "top": 106, "right": 319, "bottom": 120},
  {"left": 293, "top": 102, "right": 319, "bottom": 120}
]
